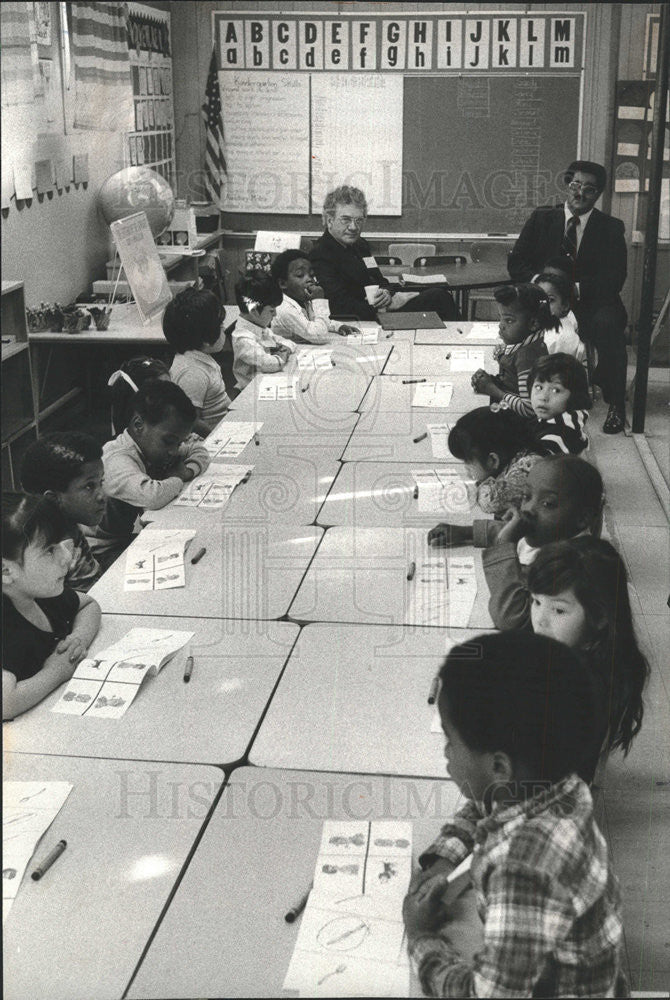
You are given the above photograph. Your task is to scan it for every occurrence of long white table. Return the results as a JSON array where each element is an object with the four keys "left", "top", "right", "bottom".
[
  {"left": 90, "top": 525, "right": 323, "bottom": 621},
  {"left": 250, "top": 623, "right": 489, "bottom": 777},
  {"left": 358, "top": 371, "right": 490, "bottom": 421},
  {"left": 383, "top": 342, "right": 495, "bottom": 379},
  {"left": 127, "top": 766, "right": 465, "bottom": 999},
  {"left": 4, "top": 616, "right": 298, "bottom": 766},
  {"left": 414, "top": 320, "right": 502, "bottom": 346},
  {"left": 289, "top": 527, "right": 493, "bottom": 630},
  {"left": 3, "top": 752, "right": 223, "bottom": 1000},
  {"left": 342, "top": 406, "right": 469, "bottom": 463},
  {"left": 318, "top": 461, "right": 483, "bottom": 527}
]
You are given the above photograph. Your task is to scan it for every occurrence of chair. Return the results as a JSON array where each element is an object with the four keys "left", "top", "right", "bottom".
[
  {"left": 468, "top": 242, "right": 513, "bottom": 319},
  {"left": 373, "top": 255, "right": 402, "bottom": 266},
  {"left": 388, "top": 243, "right": 436, "bottom": 266},
  {"left": 413, "top": 254, "right": 467, "bottom": 268}
]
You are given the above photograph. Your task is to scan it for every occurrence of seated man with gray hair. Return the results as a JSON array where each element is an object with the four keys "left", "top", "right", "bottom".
[{"left": 310, "top": 185, "right": 457, "bottom": 321}]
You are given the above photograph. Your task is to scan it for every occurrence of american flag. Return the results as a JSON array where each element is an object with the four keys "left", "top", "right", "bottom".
[{"left": 202, "top": 48, "right": 226, "bottom": 209}]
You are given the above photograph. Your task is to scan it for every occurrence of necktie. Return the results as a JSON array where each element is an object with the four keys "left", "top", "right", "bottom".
[{"left": 562, "top": 215, "right": 580, "bottom": 259}]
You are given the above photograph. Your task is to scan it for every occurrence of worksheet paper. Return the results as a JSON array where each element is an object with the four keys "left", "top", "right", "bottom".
[
  {"left": 124, "top": 529, "right": 195, "bottom": 592},
  {"left": 407, "top": 552, "right": 449, "bottom": 627},
  {"left": 449, "top": 348, "right": 487, "bottom": 373},
  {"left": 204, "top": 421, "right": 262, "bottom": 460},
  {"left": 411, "top": 470, "right": 474, "bottom": 514},
  {"left": 257, "top": 374, "right": 299, "bottom": 400},
  {"left": 466, "top": 322, "right": 501, "bottom": 341},
  {"left": 173, "top": 465, "right": 253, "bottom": 510},
  {"left": 401, "top": 272, "right": 448, "bottom": 285},
  {"left": 3, "top": 781, "right": 72, "bottom": 923},
  {"left": 52, "top": 627, "right": 193, "bottom": 719},
  {"left": 412, "top": 382, "right": 453, "bottom": 408},
  {"left": 296, "top": 348, "right": 333, "bottom": 371},
  {"left": 283, "top": 821, "right": 411, "bottom": 997},
  {"left": 346, "top": 325, "right": 380, "bottom": 345},
  {"left": 447, "top": 556, "right": 477, "bottom": 627},
  {"left": 427, "top": 423, "right": 451, "bottom": 459}
]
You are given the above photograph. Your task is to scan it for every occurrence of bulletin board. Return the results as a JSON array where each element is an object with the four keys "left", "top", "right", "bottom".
[
  {"left": 212, "top": 10, "right": 585, "bottom": 234},
  {"left": 126, "top": 3, "right": 175, "bottom": 186}
]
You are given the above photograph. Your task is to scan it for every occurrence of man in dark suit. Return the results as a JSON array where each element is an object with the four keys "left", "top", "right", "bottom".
[
  {"left": 310, "top": 185, "right": 456, "bottom": 322},
  {"left": 508, "top": 161, "right": 628, "bottom": 434}
]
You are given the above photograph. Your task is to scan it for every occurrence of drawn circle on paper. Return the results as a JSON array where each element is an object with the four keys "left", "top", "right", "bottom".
[{"left": 317, "top": 915, "right": 371, "bottom": 952}]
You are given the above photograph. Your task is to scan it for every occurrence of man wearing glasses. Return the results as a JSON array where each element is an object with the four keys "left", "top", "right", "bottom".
[
  {"left": 508, "top": 161, "right": 628, "bottom": 434},
  {"left": 310, "top": 185, "right": 456, "bottom": 323}
]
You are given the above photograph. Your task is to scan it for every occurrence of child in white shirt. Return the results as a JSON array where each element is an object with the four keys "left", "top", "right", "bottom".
[
  {"left": 270, "top": 250, "right": 358, "bottom": 344},
  {"left": 535, "top": 271, "right": 586, "bottom": 364},
  {"left": 232, "top": 272, "right": 296, "bottom": 390},
  {"left": 163, "top": 287, "right": 230, "bottom": 436}
]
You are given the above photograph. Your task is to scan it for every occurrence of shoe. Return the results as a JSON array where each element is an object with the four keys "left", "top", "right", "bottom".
[{"left": 603, "top": 405, "right": 625, "bottom": 434}]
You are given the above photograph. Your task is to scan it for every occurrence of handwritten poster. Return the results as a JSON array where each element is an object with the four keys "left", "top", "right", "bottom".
[
  {"left": 219, "top": 72, "right": 310, "bottom": 212},
  {"left": 110, "top": 211, "right": 172, "bottom": 323}
]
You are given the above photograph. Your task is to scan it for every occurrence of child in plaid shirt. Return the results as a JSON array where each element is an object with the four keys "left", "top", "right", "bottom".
[{"left": 403, "top": 631, "right": 628, "bottom": 998}]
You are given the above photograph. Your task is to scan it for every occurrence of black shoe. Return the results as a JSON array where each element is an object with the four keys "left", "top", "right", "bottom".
[{"left": 603, "top": 405, "right": 625, "bottom": 434}]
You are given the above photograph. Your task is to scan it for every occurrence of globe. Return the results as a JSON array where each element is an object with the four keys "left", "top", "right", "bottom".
[{"left": 98, "top": 167, "right": 175, "bottom": 237}]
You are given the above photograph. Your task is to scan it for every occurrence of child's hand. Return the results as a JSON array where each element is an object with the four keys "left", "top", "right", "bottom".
[
  {"left": 171, "top": 461, "right": 196, "bottom": 483},
  {"left": 471, "top": 369, "right": 496, "bottom": 394},
  {"left": 427, "top": 523, "right": 471, "bottom": 548},
  {"left": 495, "top": 507, "right": 525, "bottom": 545},
  {"left": 407, "top": 858, "right": 454, "bottom": 900},
  {"left": 403, "top": 878, "right": 448, "bottom": 939},
  {"left": 308, "top": 283, "right": 325, "bottom": 299},
  {"left": 337, "top": 324, "right": 359, "bottom": 336},
  {"left": 44, "top": 646, "right": 81, "bottom": 683},
  {"left": 55, "top": 633, "right": 88, "bottom": 665},
  {"left": 272, "top": 345, "right": 292, "bottom": 365}
]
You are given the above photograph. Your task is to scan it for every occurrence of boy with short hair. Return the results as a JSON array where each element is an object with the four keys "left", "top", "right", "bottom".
[
  {"left": 94, "top": 380, "right": 210, "bottom": 553},
  {"left": 232, "top": 272, "right": 296, "bottom": 390},
  {"left": 270, "top": 249, "right": 358, "bottom": 344},
  {"left": 403, "top": 631, "right": 628, "bottom": 998},
  {"left": 20, "top": 432, "right": 105, "bottom": 590}
]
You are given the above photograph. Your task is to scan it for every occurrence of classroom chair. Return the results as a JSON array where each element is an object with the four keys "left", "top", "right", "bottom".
[
  {"left": 388, "top": 242, "right": 436, "bottom": 266},
  {"left": 414, "top": 254, "right": 467, "bottom": 267},
  {"left": 467, "top": 241, "right": 512, "bottom": 319},
  {"left": 373, "top": 255, "right": 402, "bottom": 266}
]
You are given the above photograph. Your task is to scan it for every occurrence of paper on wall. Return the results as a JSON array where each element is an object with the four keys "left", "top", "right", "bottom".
[
  {"left": 204, "top": 421, "right": 262, "bottom": 460},
  {"left": 283, "top": 821, "right": 411, "bottom": 997},
  {"left": 411, "top": 382, "right": 453, "bottom": 408},
  {"left": 449, "top": 348, "right": 486, "bottom": 372},
  {"left": 51, "top": 627, "right": 193, "bottom": 718},
  {"left": 3, "top": 781, "right": 72, "bottom": 922},
  {"left": 254, "top": 231, "right": 302, "bottom": 253}
]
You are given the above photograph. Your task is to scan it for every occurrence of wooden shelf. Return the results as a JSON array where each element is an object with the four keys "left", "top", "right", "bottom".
[{"left": 1, "top": 281, "right": 38, "bottom": 488}]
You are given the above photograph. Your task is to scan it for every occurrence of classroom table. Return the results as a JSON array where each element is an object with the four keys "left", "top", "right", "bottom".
[
  {"left": 229, "top": 364, "right": 374, "bottom": 419},
  {"left": 3, "top": 751, "right": 223, "bottom": 1000},
  {"left": 207, "top": 408, "right": 359, "bottom": 453},
  {"left": 145, "top": 450, "right": 343, "bottom": 528},
  {"left": 353, "top": 373, "right": 484, "bottom": 434},
  {"left": 317, "top": 461, "right": 483, "bottom": 528},
  {"left": 250, "top": 623, "right": 490, "bottom": 777},
  {"left": 89, "top": 524, "right": 323, "bottom": 621},
  {"left": 127, "top": 765, "right": 468, "bottom": 999},
  {"left": 383, "top": 341, "right": 495, "bottom": 379},
  {"left": 4, "top": 616, "right": 298, "bottom": 766},
  {"left": 342, "top": 405, "right": 468, "bottom": 463},
  {"left": 381, "top": 260, "right": 511, "bottom": 315},
  {"left": 414, "top": 319, "right": 502, "bottom": 346},
  {"left": 289, "top": 527, "right": 493, "bottom": 630}
]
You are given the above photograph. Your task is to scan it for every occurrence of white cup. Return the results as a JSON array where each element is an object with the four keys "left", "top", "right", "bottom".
[
  {"left": 311, "top": 298, "right": 330, "bottom": 319},
  {"left": 364, "top": 284, "right": 380, "bottom": 305}
]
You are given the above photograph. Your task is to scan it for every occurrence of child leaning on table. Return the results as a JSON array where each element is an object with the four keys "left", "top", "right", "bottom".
[
  {"left": 403, "top": 631, "right": 628, "bottom": 998},
  {"left": 471, "top": 283, "right": 553, "bottom": 417},
  {"left": 108, "top": 355, "right": 171, "bottom": 436},
  {"left": 92, "top": 380, "right": 210, "bottom": 554},
  {"left": 163, "top": 286, "right": 231, "bottom": 436},
  {"left": 2, "top": 494, "right": 101, "bottom": 721},
  {"left": 20, "top": 432, "right": 106, "bottom": 591},
  {"left": 429, "top": 454, "right": 604, "bottom": 631},
  {"left": 232, "top": 271, "right": 296, "bottom": 390}
]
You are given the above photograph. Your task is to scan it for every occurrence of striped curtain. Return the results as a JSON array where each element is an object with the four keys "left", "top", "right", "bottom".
[
  {"left": 71, "top": 1, "right": 132, "bottom": 130},
  {"left": 1, "top": 3, "right": 34, "bottom": 106}
]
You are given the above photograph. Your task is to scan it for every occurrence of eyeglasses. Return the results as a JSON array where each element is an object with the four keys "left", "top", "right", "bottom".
[
  {"left": 334, "top": 215, "right": 365, "bottom": 229},
  {"left": 568, "top": 181, "right": 598, "bottom": 196}
]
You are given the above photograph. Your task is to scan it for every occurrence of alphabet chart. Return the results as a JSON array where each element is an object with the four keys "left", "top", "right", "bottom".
[
  {"left": 124, "top": 529, "right": 196, "bottom": 592},
  {"left": 52, "top": 628, "right": 194, "bottom": 719},
  {"left": 3, "top": 781, "right": 72, "bottom": 923},
  {"left": 283, "top": 821, "right": 411, "bottom": 997}
]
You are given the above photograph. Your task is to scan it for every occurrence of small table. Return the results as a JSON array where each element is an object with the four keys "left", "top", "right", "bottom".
[
  {"left": 342, "top": 406, "right": 468, "bottom": 463},
  {"left": 3, "top": 751, "right": 223, "bottom": 1000},
  {"left": 414, "top": 320, "right": 502, "bottom": 346},
  {"left": 127, "top": 765, "right": 466, "bottom": 999},
  {"left": 4, "top": 615, "right": 298, "bottom": 766},
  {"left": 358, "top": 372, "right": 487, "bottom": 424},
  {"left": 90, "top": 524, "right": 323, "bottom": 621},
  {"left": 289, "top": 526, "right": 493, "bottom": 630},
  {"left": 383, "top": 341, "right": 494, "bottom": 379},
  {"left": 381, "top": 261, "right": 511, "bottom": 315},
  {"left": 250, "top": 622, "right": 487, "bottom": 777}
]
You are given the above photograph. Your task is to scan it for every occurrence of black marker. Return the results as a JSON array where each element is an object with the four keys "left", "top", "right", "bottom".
[
  {"left": 32, "top": 840, "right": 67, "bottom": 880},
  {"left": 285, "top": 882, "right": 313, "bottom": 923}
]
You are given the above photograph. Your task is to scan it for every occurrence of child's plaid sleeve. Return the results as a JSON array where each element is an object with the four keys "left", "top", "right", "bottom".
[{"left": 418, "top": 799, "right": 481, "bottom": 869}]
